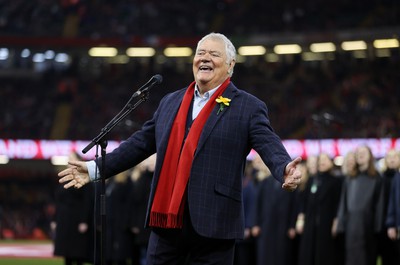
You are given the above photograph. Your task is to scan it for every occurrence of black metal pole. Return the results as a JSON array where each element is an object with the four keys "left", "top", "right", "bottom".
[{"left": 100, "top": 140, "right": 107, "bottom": 265}]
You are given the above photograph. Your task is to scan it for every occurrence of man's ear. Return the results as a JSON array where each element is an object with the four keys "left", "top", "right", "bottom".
[{"left": 228, "top": 60, "right": 236, "bottom": 74}]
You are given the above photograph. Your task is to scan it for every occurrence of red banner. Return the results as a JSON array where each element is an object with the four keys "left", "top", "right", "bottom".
[{"left": 0, "top": 138, "right": 399, "bottom": 160}]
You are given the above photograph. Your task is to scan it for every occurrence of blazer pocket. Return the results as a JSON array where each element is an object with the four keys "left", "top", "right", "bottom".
[{"left": 214, "top": 182, "right": 242, "bottom": 202}]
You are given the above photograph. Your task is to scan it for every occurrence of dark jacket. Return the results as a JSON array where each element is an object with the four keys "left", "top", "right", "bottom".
[
  {"left": 298, "top": 171, "right": 343, "bottom": 265},
  {"left": 386, "top": 171, "right": 400, "bottom": 229},
  {"left": 53, "top": 183, "right": 94, "bottom": 261}
]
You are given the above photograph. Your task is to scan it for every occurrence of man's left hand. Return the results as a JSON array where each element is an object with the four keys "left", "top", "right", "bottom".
[{"left": 282, "top": 157, "right": 302, "bottom": 191}]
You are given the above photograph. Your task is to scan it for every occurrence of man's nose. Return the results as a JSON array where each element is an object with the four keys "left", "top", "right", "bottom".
[{"left": 200, "top": 55, "right": 211, "bottom": 61}]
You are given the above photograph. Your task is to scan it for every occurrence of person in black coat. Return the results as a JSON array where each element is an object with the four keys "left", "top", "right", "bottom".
[
  {"left": 292, "top": 160, "right": 312, "bottom": 265},
  {"left": 386, "top": 150, "right": 400, "bottom": 263},
  {"left": 105, "top": 171, "right": 133, "bottom": 265},
  {"left": 251, "top": 154, "right": 296, "bottom": 265},
  {"left": 379, "top": 149, "right": 400, "bottom": 265},
  {"left": 52, "top": 152, "right": 95, "bottom": 265},
  {"left": 297, "top": 153, "right": 343, "bottom": 265},
  {"left": 234, "top": 159, "right": 257, "bottom": 265},
  {"left": 127, "top": 155, "right": 155, "bottom": 265}
]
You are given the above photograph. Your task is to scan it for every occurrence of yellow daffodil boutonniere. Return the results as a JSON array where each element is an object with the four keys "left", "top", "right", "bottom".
[{"left": 215, "top": 96, "right": 231, "bottom": 115}]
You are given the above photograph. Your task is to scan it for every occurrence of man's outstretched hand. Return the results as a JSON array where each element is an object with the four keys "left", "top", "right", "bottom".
[
  {"left": 282, "top": 157, "right": 302, "bottom": 191},
  {"left": 58, "top": 161, "right": 90, "bottom": 189}
]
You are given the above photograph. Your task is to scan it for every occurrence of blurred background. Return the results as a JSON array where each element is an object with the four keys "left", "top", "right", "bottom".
[{"left": 0, "top": 0, "right": 399, "bottom": 261}]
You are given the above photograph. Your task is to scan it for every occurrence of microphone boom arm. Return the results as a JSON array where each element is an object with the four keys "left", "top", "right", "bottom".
[
  {"left": 82, "top": 74, "right": 162, "bottom": 154},
  {"left": 82, "top": 91, "right": 149, "bottom": 154}
]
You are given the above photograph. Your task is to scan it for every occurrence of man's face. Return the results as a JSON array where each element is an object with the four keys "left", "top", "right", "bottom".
[{"left": 193, "top": 38, "right": 233, "bottom": 92}]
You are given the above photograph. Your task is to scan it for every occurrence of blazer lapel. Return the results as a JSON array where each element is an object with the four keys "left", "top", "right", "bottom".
[{"left": 195, "top": 83, "right": 239, "bottom": 156}]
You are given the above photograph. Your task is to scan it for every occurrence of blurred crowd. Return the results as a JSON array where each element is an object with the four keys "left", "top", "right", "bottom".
[
  {"left": 1, "top": 147, "right": 400, "bottom": 265},
  {"left": 49, "top": 153, "right": 155, "bottom": 265},
  {"left": 0, "top": 171, "right": 56, "bottom": 240},
  {"left": 0, "top": 154, "right": 155, "bottom": 265},
  {"left": 234, "top": 145, "right": 400, "bottom": 265},
  {"left": 1, "top": 52, "right": 399, "bottom": 141},
  {"left": 0, "top": 0, "right": 398, "bottom": 38},
  {"left": 0, "top": 1, "right": 399, "bottom": 141}
]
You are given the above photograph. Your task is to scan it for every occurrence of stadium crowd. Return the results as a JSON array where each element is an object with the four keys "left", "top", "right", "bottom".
[
  {"left": 0, "top": 52, "right": 399, "bottom": 141},
  {"left": 0, "top": 0, "right": 399, "bottom": 141},
  {"left": 0, "top": 0, "right": 399, "bottom": 38}
]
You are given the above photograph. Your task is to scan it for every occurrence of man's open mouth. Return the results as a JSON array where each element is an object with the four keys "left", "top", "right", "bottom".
[{"left": 199, "top": 65, "right": 213, "bottom": 72}]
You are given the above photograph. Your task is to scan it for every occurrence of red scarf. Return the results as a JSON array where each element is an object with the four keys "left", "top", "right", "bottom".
[{"left": 149, "top": 78, "right": 231, "bottom": 228}]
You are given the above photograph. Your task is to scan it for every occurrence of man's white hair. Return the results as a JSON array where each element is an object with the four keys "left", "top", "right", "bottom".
[{"left": 196, "top": 32, "right": 237, "bottom": 76}]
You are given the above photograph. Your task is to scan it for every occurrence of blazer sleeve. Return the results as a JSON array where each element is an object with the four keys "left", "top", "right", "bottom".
[{"left": 249, "top": 99, "right": 291, "bottom": 183}]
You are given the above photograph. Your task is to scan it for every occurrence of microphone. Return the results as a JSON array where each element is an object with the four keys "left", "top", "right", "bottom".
[{"left": 133, "top": 74, "right": 163, "bottom": 97}]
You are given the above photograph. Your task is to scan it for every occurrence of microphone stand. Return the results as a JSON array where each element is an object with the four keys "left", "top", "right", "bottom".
[{"left": 82, "top": 90, "right": 150, "bottom": 265}]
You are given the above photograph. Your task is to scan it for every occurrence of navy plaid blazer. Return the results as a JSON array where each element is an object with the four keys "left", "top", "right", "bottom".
[{"left": 98, "top": 81, "right": 292, "bottom": 240}]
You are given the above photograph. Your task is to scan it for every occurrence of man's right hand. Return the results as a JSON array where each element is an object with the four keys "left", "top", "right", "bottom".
[{"left": 58, "top": 160, "right": 90, "bottom": 189}]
